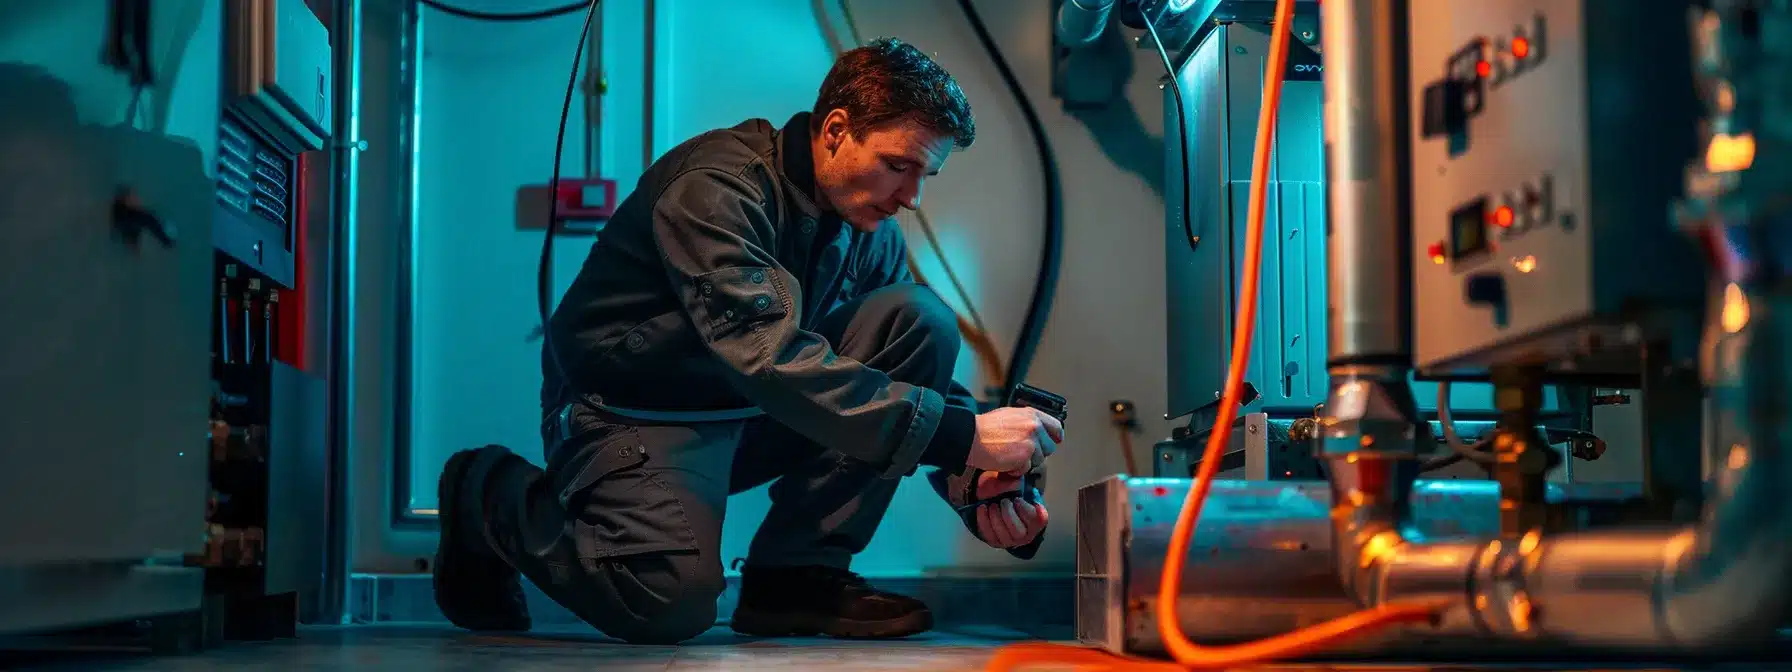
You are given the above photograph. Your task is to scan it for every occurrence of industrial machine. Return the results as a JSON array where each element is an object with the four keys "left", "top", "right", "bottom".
[
  {"left": 1120, "top": 0, "right": 1613, "bottom": 484},
  {"left": 1071, "top": 0, "right": 1790, "bottom": 661},
  {"left": 1, "top": 0, "right": 333, "bottom": 652}
]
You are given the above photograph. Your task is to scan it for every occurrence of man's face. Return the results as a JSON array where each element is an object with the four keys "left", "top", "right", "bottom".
[{"left": 812, "top": 110, "right": 953, "bottom": 232}]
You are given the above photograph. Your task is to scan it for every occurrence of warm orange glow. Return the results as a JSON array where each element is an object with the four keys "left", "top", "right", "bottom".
[
  {"left": 1707, "top": 132, "right": 1756, "bottom": 173},
  {"left": 1722, "top": 282, "right": 1750, "bottom": 333},
  {"left": 1476, "top": 60, "right": 1492, "bottom": 78},
  {"left": 1491, "top": 205, "right": 1515, "bottom": 228},
  {"left": 1514, "top": 255, "right": 1537, "bottom": 273},
  {"left": 1512, "top": 36, "right": 1530, "bottom": 59},
  {"left": 1432, "top": 254, "right": 1447, "bottom": 265}
]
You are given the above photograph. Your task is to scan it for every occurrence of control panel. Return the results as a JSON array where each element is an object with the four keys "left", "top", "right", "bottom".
[{"left": 1406, "top": 0, "right": 1703, "bottom": 375}]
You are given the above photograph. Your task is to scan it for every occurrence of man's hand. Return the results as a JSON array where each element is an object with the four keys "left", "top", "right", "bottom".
[
  {"left": 972, "top": 471, "right": 1047, "bottom": 549},
  {"left": 967, "top": 407, "right": 1063, "bottom": 473}
]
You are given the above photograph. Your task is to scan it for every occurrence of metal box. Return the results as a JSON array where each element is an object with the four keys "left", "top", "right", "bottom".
[
  {"left": 1166, "top": 20, "right": 1329, "bottom": 419},
  {"left": 1164, "top": 16, "right": 1555, "bottom": 419},
  {"left": 226, "top": 0, "right": 333, "bottom": 153},
  {"left": 1406, "top": 0, "right": 1704, "bottom": 374}
]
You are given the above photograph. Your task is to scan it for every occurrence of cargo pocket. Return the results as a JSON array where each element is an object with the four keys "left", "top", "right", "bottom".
[
  {"left": 689, "top": 265, "right": 789, "bottom": 342},
  {"left": 550, "top": 410, "right": 699, "bottom": 560}
]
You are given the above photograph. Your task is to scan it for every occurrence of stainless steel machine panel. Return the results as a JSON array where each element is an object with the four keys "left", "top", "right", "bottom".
[
  {"left": 1166, "top": 22, "right": 1328, "bottom": 418},
  {"left": 265, "top": 362, "right": 329, "bottom": 596},
  {"left": 1166, "top": 17, "right": 1557, "bottom": 418},
  {"left": 1406, "top": 0, "right": 1704, "bottom": 373}
]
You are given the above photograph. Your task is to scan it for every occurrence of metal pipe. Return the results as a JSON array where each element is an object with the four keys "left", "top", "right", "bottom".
[
  {"left": 390, "top": 0, "right": 425, "bottom": 523},
  {"left": 1055, "top": 0, "right": 1115, "bottom": 49},
  {"left": 1315, "top": 0, "right": 1458, "bottom": 628},
  {"left": 1451, "top": 293, "right": 1792, "bottom": 648},
  {"left": 1097, "top": 477, "right": 1641, "bottom": 653},
  {"left": 317, "top": 0, "right": 363, "bottom": 627},
  {"left": 1320, "top": 0, "right": 1410, "bottom": 364}
]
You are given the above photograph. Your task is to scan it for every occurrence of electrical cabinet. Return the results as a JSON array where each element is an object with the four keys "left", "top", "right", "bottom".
[{"left": 1405, "top": 0, "right": 1704, "bottom": 375}]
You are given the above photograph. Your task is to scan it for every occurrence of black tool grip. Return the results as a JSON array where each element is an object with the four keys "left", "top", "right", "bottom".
[
  {"left": 948, "top": 383, "right": 1066, "bottom": 513},
  {"left": 1007, "top": 383, "right": 1067, "bottom": 423}
]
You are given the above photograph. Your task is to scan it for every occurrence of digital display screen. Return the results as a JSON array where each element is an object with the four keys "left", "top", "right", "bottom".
[{"left": 1450, "top": 198, "right": 1489, "bottom": 261}]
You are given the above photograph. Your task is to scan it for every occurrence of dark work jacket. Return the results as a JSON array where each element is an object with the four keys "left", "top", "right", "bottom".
[{"left": 544, "top": 113, "right": 978, "bottom": 478}]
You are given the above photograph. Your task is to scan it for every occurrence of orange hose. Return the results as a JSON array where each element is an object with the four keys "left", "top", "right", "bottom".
[{"left": 984, "top": 1, "right": 1444, "bottom": 669}]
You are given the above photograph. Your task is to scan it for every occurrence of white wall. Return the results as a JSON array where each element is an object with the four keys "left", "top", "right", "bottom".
[
  {"left": 413, "top": 0, "right": 1175, "bottom": 575},
  {"left": 0, "top": 1, "right": 220, "bottom": 163}
]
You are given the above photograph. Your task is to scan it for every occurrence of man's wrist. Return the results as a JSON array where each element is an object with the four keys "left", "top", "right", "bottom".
[{"left": 919, "top": 404, "right": 977, "bottom": 470}]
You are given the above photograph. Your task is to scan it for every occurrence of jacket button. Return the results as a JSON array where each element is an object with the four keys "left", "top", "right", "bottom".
[
  {"left": 701, "top": 283, "right": 713, "bottom": 295},
  {"left": 625, "top": 332, "right": 645, "bottom": 350},
  {"left": 724, "top": 310, "right": 736, "bottom": 320},
  {"left": 750, "top": 270, "right": 766, "bottom": 284},
  {"left": 801, "top": 218, "right": 817, "bottom": 235},
  {"left": 753, "top": 295, "right": 771, "bottom": 311}
]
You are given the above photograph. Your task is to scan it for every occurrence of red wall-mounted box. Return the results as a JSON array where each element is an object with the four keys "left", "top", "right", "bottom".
[{"left": 517, "top": 177, "right": 618, "bottom": 234}]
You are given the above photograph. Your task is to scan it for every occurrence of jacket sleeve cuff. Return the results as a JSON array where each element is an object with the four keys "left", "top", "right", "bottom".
[
  {"left": 879, "top": 388, "right": 947, "bottom": 479},
  {"left": 919, "top": 405, "right": 977, "bottom": 471}
]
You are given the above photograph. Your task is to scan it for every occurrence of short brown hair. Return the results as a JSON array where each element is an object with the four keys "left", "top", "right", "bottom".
[{"left": 811, "top": 38, "right": 975, "bottom": 150}]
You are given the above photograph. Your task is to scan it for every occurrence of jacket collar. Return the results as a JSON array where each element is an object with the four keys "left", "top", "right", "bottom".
[{"left": 777, "top": 112, "right": 826, "bottom": 220}]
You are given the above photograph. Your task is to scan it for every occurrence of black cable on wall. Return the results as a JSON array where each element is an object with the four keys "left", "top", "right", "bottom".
[{"left": 953, "top": 0, "right": 1065, "bottom": 397}]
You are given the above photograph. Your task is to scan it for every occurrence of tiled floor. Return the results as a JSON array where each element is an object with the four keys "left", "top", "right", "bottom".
[{"left": 5, "top": 624, "right": 1790, "bottom": 671}]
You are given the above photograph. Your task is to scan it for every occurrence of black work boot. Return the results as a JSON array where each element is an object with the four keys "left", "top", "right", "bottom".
[
  {"left": 433, "top": 445, "right": 532, "bottom": 632},
  {"left": 730, "top": 564, "right": 933, "bottom": 639}
]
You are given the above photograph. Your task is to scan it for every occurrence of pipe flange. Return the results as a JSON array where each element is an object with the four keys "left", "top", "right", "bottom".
[{"left": 1469, "top": 534, "right": 1546, "bottom": 639}]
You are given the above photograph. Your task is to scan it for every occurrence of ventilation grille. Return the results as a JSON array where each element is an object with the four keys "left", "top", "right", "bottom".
[
  {"left": 217, "top": 115, "right": 294, "bottom": 242},
  {"left": 1074, "top": 477, "right": 1126, "bottom": 651}
]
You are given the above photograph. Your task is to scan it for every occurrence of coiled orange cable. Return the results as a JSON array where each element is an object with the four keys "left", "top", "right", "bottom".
[{"left": 985, "top": 0, "right": 1444, "bottom": 668}]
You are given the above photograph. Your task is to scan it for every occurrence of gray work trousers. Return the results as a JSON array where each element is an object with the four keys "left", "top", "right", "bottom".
[{"left": 459, "top": 283, "right": 964, "bottom": 644}]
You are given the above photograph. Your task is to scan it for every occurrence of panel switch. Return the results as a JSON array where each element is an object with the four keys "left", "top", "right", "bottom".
[{"left": 1464, "top": 272, "right": 1509, "bottom": 327}]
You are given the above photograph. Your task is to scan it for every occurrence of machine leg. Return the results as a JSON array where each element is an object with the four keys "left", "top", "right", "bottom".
[
  {"left": 1641, "top": 343, "right": 1705, "bottom": 522},
  {"left": 1488, "top": 365, "right": 1561, "bottom": 537}
]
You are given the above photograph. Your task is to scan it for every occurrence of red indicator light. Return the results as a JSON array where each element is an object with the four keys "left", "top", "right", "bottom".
[
  {"left": 1512, "top": 36, "right": 1531, "bottom": 59},
  {"left": 1476, "top": 60, "right": 1492, "bottom": 78},
  {"left": 1491, "top": 205, "right": 1515, "bottom": 228},
  {"left": 1428, "top": 241, "right": 1446, "bottom": 264}
]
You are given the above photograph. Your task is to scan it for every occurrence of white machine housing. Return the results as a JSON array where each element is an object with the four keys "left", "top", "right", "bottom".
[{"left": 1406, "top": 0, "right": 1704, "bottom": 375}]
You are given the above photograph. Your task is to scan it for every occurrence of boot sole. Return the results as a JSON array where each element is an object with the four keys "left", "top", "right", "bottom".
[
  {"left": 730, "top": 606, "right": 934, "bottom": 640},
  {"left": 434, "top": 447, "right": 531, "bottom": 632}
]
